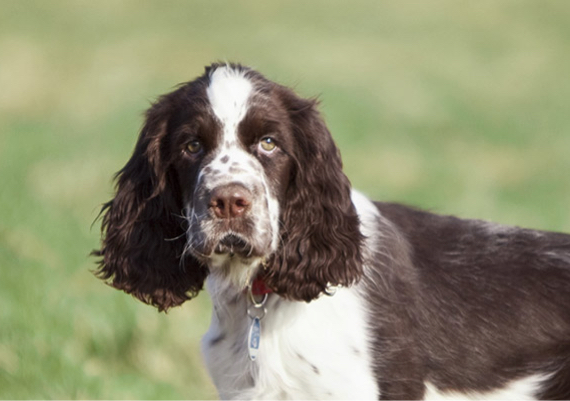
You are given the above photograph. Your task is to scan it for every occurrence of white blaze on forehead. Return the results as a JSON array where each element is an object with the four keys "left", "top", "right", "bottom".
[
  {"left": 202, "top": 66, "right": 259, "bottom": 190},
  {"left": 206, "top": 66, "right": 253, "bottom": 138}
]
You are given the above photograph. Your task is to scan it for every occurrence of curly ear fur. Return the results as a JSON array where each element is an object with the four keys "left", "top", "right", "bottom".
[
  {"left": 93, "top": 98, "right": 208, "bottom": 312},
  {"left": 264, "top": 87, "right": 364, "bottom": 302}
]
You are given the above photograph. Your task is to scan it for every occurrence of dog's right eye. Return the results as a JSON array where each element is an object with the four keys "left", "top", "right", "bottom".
[
  {"left": 186, "top": 140, "right": 203, "bottom": 155},
  {"left": 259, "top": 137, "right": 277, "bottom": 153}
]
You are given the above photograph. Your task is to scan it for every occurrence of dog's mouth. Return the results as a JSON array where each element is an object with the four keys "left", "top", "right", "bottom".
[{"left": 214, "top": 234, "right": 254, "bottom": 258}]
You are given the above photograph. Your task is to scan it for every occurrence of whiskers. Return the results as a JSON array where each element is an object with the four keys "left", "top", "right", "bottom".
[
  {"left": 169, "top": 206, "right": 210, "bottom": 263},
  {"left": 181, "top": 233, "right": 210, "bottom": 262},
  {"left": 164, "top": 232, "right": 186, "bottom": 242}
]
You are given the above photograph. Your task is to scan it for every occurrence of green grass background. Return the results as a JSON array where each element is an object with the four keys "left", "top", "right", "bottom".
[{"left": 1, "top": 0, "right": 570, "bottom": 398}]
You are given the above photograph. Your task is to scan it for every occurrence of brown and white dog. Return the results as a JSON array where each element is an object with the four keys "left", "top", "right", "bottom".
[{"left": 94, "top": 63, "right": 570, "bottom": 400}]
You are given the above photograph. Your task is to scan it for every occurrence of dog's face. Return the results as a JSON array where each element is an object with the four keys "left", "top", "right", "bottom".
[
  {"left": 94, "top": 64, "right": 363, "bottom": 310},
  {"left": 170, "top": 66, "right": 295, "bottom": 287}
]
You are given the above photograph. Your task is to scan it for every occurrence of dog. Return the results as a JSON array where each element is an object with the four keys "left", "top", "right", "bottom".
[{"left": 94, "top": 63, "right": 570, "bottom": 400}]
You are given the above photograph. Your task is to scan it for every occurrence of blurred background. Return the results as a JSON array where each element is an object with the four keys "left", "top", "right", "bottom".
[{"left": 1, "top": 0, "right": 569, "bottom": 398}]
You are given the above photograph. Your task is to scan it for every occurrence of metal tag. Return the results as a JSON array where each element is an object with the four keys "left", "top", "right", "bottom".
[{"left": 248, "top": 316, "right": 261, "bottom": 361}]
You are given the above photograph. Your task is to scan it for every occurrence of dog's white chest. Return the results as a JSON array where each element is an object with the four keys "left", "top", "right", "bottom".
[{"left": 201, "top": 282, "right": 378, "bottom": 400}]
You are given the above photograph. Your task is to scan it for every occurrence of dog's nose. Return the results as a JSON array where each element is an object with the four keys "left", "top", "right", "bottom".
[{"left": 209, "top": 184, "right": 252, "bottom": 219}]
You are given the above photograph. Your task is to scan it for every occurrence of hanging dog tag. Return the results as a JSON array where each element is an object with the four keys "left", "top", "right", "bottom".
[
  {"left": 248, "top": 316, "right": 261, "bottom": 361},
  {"left": 246, "top": 284, "right": 267, "bottom": 362}
]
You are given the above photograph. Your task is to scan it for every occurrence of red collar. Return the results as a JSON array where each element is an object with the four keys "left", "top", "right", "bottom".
[{"left": 251, "top": 275, "right": 273, "bottom": 296}]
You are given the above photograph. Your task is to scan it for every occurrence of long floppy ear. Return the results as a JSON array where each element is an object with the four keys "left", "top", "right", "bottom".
[
  {"left": 265, "top": 87, "right": 364, "bottom": 302},
  {"left": 93, "top": 98, "right": 208, "bottom": 312}
]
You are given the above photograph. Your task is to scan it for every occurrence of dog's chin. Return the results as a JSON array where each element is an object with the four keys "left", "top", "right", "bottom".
[
  {"left": 213, "top": 234, "right": 254, "bottom": 258},
  {"left": 203, "top": 234, "right": 267, "bottom": 290},
  {"left": 208, "top": 253, "right": 264, "bottom": 291}
]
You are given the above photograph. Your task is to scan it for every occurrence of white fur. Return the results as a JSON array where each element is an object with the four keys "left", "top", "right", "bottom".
[
  {"left": 351, "top": 190, "right": 381, "bottom": 239},
  {"left": 204, "top": 65, "right": 257, "bottom": 190},
  {"left": 207, "top": 66, "right": 252, "bottom": 135},
  {"left": 424, "top": 375, "right": 547, "bottom": 401},
  {"left": 201, "top": 192, "right": 380, "bottom": 400}
]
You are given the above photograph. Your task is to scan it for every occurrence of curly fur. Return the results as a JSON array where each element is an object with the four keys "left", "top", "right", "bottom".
[
  {"left": 263, "top": 85, "right": 363, "bottom": 301},
  {"left": 93, "top": 96, "right": 209, "bottom": 311}
]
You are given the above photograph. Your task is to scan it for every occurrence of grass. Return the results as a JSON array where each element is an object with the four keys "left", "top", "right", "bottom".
[{"left": 1, "top": 0, "right": 570, "bottom": 398}]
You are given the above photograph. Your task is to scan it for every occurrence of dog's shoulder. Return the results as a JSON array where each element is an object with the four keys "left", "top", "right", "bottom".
[{"left": 375, "top": 201, "right": 570, "bottom": 260}]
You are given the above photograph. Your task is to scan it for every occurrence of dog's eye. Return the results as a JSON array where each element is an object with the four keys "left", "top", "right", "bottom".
[
  {"left": 186, "top": 140, "right": 203, "bottom": 154},
  {"left": 259, "top": 137, "right": 277, "bottom": 153}
]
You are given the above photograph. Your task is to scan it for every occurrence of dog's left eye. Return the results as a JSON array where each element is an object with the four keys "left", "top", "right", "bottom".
[
  {"left": 186, "top": 140, "right": 203, "bottom": 154},
  {"left": 259, "top": 137, "right": 277, "bottom": 153}
]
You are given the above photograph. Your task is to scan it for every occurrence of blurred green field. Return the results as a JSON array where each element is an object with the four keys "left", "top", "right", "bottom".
[{"left": 1, "top": 0, "right": 570, "bottom": 398}]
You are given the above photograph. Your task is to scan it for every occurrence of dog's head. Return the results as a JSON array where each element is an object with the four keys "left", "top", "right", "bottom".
[{"left": 94, "top": 63, "right": 363, "bottom": 310}]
